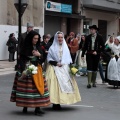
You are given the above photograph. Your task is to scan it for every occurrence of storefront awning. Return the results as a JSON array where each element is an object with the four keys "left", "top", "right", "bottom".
[{"left": 45, "top": 11, "right": 85, "bottom": 19}]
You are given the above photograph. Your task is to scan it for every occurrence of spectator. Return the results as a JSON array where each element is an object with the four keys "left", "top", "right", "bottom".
[
  {"left": 66, "top": 32, "right": 79, "bottom": 64},
  {"left": 18, "top": 23, "right": 34, "bottom": 55},
  {"left": 41, "top": 35, "right": 51, "bottom": 71},
  {"left": 6, "top": 33, "right": 18, "bottom": 62}
]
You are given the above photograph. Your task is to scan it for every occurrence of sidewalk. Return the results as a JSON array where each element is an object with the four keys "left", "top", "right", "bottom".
[{"left": 0, "top": 60, "right": 16, "bottom": 75}]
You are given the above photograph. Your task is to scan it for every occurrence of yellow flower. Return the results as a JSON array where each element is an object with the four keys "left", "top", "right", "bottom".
[{"left": 71, "top": 67, "right": 78, "bottom": 75}]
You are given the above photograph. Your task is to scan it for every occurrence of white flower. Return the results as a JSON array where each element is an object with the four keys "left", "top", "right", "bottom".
[
  {"left": 34, "top": 67, "right": 38, "bottom": 71},
  {"left": 32, "top": 70, "right": 37, "bottom": 74},
  {"left": 26, "top": 64, "right": 38, "bottom": 74},
  {"left": 28, "top": 65, "right": 33, "bottom": 69},
  {"left": 32, "top": 66, "right": 36, "bottom": 70},
  {"left": 31, "top": 65, "right": 35, "bottom": 67},
  {"left": 28, "top": 64, "right": 36, "bottom": 70}
]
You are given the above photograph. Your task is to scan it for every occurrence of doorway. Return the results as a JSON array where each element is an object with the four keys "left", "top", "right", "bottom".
[{"left": 98, "top": 20, "right": 107, "bottom": 42}]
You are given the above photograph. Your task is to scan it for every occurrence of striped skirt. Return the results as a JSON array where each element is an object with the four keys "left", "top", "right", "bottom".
[{"left": 10, "top": 73, "right": 51, "bottom": 107}]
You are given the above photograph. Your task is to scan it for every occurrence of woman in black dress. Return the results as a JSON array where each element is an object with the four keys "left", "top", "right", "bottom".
[{"left": 10, "top": 31, "right": 50, "bottom": 115}]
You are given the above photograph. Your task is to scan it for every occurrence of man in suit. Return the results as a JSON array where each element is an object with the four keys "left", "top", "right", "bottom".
[
  {"left": 18, "top": 23, "right": 34, "bottom": 54},
  {"left": 17, "top": 23, "right": 34, "bottom": 72},
  {"left": 66, "top": 32, "right": 79, "bottom": 64},
  {"left": 81, "top": 25, "right": 104, "bottom": 88}
]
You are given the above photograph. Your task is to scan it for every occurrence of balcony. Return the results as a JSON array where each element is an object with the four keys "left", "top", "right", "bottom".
[{"left": 82, "top": 0, "right": 120, "bottom": 12}]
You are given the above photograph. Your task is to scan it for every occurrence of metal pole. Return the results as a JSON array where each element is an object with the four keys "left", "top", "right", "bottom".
[
  {"left": 18, "top": 0, "right": 22, "bottom": 40},
  {"left": 16, "top": 0, "right": 21, "bottom": 70}
]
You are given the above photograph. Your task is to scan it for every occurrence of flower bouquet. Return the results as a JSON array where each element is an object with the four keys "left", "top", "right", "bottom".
[
  {"left": 18, "top": 64, "right": 38, "bottom": 80},
  {"left": 70, "top": 64, "right": 79, "bottom": 76}
]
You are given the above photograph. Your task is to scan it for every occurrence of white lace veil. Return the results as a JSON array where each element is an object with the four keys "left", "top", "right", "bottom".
[{"left": 47, "top": 31, "right": 72, "bottom": 64}]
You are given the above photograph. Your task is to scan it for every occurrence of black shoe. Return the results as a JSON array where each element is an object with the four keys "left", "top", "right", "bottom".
[
  {"left": 22, "top": 107, "right": 27, "bottom": 113},
  {"left": 38, "top": 109, "right": 45, "bottom": 114},
  {"left": 87, "top": 84, "right": 91, "bottom": 88},
  {"left": 57, "top": 104, "right": 62, "bottom": 110},
  {"left": 93, "top": 84, "right": 96, "bottom": 87},
  {"left": 52, "top": 104, "right": 57, "bottom": 110},
  {"left": 34, "top": 107, "right": 44, "bottom": 116},
  {"left": 52, "top": 104, "right": 62, "bottom": 110}
]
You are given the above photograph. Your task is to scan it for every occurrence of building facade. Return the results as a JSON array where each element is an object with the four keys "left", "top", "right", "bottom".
[
  {"left": 1, "top": 0, "right": 120, "bottom": 60},
  {"left": 81, "top": 0, "right": 120, "bottom": 41},
  {"left": 0, "top": 0, "right": 44, "bottom": 60},
  {"left": 44, "top": 0, "right": 85, "bottom": 36}
]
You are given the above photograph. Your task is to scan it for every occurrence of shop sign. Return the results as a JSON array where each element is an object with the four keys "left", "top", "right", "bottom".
[
  {"left": 46, "top": 1, "right": 72, "bottom": 14},
  {"left": 61, "top": 4, "right": 72, "bottom": 14}
]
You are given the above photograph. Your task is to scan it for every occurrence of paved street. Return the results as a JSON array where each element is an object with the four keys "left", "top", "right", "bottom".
[
  {"left": 0, "top": 61, "right": 16, "bottom": 75},
  {"left": 0, "top": 73, "right": 120, "bottom": 120}
]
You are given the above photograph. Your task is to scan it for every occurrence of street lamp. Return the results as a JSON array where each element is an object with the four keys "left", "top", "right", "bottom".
[{"left": 14, "top": 0, "right": 28, "bottom": 70}]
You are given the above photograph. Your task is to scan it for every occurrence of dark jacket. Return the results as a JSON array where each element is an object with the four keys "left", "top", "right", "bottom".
[
  {"left": 6, "top": 38, "right": 18, "bottom": 53},
  {"left": 40, "top": 41, "right": 52, "bottom": 62},
  {"left": 19, "top": 31, "right": 44, "bottom": 72},
  {"left": 18, "top": 32, "right": 28, "bottom": 54},
  {"left": 82, "top": 34, "right": 104, "bottom": 57},
  {"left": 79, "top": 40, "right": 85, "bottom": 50},
  {"left": 101, "top": 44, "right": 113, "bottom": 63},
  {"left": 40, "top": 41, "right": 51, "bottom": 51}
]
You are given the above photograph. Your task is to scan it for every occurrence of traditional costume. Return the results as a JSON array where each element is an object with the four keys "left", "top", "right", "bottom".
[
  {"left": 46, "top": 31, "right": 81, "bottom": 110},
  {"left": 10, "top": 31, "right": 50, "bottom": 115},
  {"left": 82, "top": 25, "right": 104, "bottom": 88},
  {"left": 107, "top": 36, "right": 120, "bottom": 88}
]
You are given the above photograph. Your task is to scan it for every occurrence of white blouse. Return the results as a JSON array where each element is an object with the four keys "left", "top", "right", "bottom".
[{"left": 111, "top": 44, "right": 120, "bottom": 57}]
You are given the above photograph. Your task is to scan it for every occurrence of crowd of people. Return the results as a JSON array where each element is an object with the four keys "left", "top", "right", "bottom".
[{"left": 9, "top": 23, "right": 120, "bottom": 116}]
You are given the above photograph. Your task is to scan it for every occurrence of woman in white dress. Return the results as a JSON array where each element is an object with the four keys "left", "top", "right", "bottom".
[
  {"left": 46, "top": 31, "right": 81, "bottom": 110},
  {"left": 107, "top": 36, "right": 120, "bottom": 88}
]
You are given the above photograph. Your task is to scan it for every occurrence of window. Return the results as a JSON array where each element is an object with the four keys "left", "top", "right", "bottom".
[{"left": 83, "top": 19, "right": 92, "bottom": 35}]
